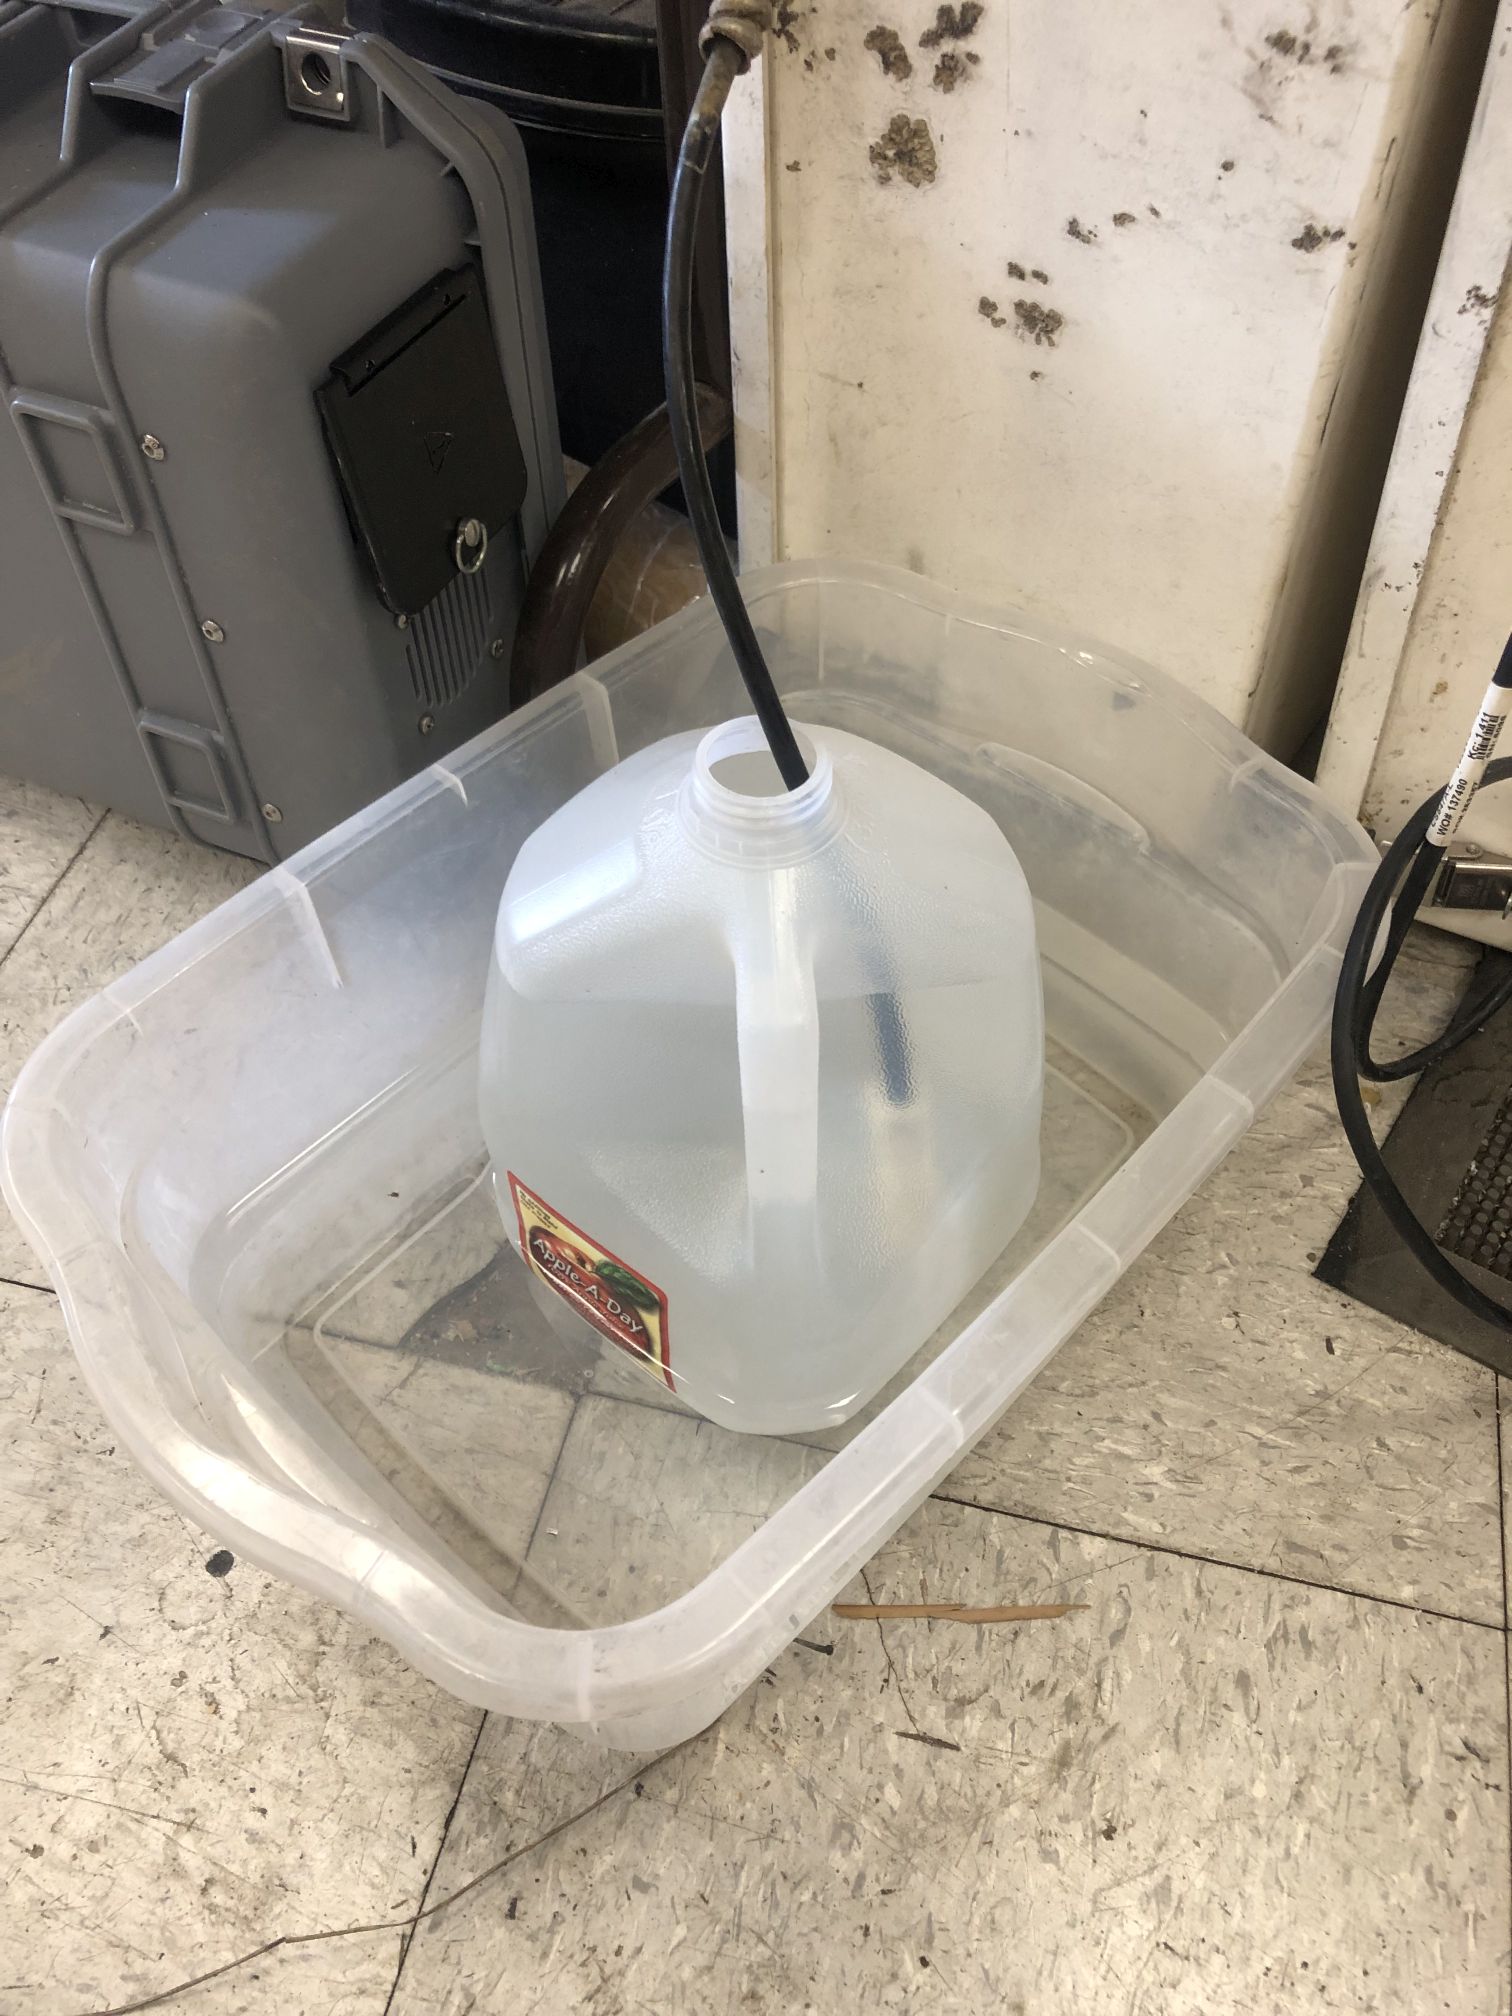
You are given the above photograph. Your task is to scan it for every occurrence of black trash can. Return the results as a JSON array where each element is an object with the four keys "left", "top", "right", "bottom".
[{"left": 350, "top": 0, "right": 669, "bottom": 471}]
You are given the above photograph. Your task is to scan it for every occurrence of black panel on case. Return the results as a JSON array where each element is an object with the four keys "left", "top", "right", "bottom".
[{"left": 316, "top": 263, "right": 528, "bottom": 617}]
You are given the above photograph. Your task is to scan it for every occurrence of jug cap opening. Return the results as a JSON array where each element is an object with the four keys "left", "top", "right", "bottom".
[{"left": 682, "top": 717, "right": 841, "bottom": 863}]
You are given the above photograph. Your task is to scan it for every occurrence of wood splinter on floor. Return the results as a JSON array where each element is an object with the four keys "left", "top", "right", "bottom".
[{"left": 832, "top": 1601, "right": 1089, "bottom": 1622}]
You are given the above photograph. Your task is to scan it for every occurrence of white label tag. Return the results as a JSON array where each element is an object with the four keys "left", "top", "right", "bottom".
[{"left": 1426, "top": 686, "right": 1512, "bottom": 848}]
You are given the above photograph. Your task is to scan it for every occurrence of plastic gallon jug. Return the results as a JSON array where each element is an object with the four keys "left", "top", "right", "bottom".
[{"left": 479, "top": 716, "right": 1043, "bottom": 1433}]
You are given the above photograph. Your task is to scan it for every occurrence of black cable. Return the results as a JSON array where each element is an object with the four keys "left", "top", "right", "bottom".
[
  {"left": 659, "top": 29, "right": 914, "bottom": 1104},
  {"left": 1331, "top": 755, "right": 1512, "bottom": 1334},
  {"left": 663, "top": 37, "right": 810, "bottom": 790}
]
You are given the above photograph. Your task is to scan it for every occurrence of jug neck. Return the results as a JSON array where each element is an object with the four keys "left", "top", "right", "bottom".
[{"left": 679, "top": 717, "right": 843, "bottom": 866}]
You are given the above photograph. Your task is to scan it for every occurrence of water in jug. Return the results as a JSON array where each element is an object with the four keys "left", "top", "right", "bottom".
[{"left": 479, "top": 714, "right": 1043, "bottom": 1433}]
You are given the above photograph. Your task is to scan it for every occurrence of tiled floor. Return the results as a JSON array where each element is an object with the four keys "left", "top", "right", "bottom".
[{"left": 1, "top": 777, "right": 1509, "bottom": 2016}]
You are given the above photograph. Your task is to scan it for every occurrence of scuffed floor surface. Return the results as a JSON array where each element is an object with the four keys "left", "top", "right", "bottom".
[{"left": 1, "top": 776, "right": 1509, "bottom": 2016}]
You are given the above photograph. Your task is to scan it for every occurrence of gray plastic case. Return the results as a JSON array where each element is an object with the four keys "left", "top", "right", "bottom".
[{"left": 0, "top": 0, "right": 563, "bottom": 859}]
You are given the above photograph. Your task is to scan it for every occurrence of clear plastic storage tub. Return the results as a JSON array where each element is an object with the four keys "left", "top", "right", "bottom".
[{"left": 2, "top": 563, "right": 1378, "bottom": 1747}]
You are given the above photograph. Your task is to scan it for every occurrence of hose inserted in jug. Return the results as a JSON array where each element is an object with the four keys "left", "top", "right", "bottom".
[
  {"left": 663, "top": 24, "right": 811, "bottom": 791},
  {"left": 665, "top": 3, "right": 912, "bottom": 1106}
]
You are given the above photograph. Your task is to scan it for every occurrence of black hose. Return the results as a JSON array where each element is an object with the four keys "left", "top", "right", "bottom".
[
  {"left": 1331, "top": 755, "right": 1512, "bottom": 1333},
  {"left": 661, "top": 34, "right": 914, "bottom": 1099},
  {"left": 662, "top": 38, "right": 810, "bottom": 789}
]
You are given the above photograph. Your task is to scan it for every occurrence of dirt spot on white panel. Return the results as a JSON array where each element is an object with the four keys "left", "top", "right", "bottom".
[
  {"left": 864, "top": 25, "right": 912, "bottom": 80},
  {"left": 1265, "top": 27, "right": 1349, "bottom": 72},
  {"left": 869, "top": 114, "right": 938, "bottom": 187},
  {"left": 1013, "top": 300, "right": 1063, "bottom": 346},
  {"left": 1291, "top": 221, "right": 1346, "bottom": 252},
  {"left": 932, "top": 49, "right": 979, "bottom": 89},
  {"left": 918, "top": 1, "right": 983, "bottom": 47}
]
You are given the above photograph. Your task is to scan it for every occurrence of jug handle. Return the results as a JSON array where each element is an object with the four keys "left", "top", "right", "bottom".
[{"left": 733, "top": 880, "right": 820, "bottom": 1249}]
